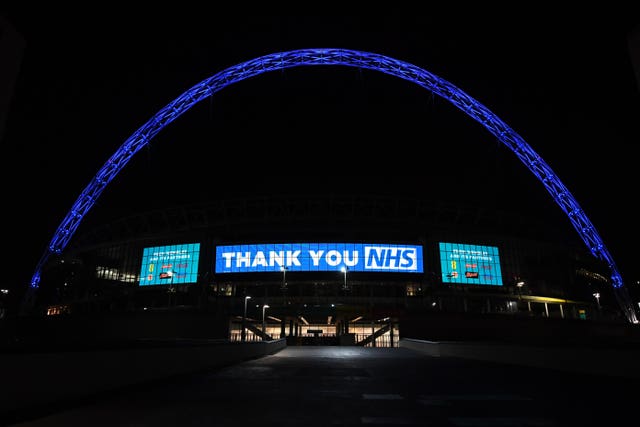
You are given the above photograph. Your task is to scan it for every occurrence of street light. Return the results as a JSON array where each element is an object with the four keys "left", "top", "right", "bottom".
[
  {"left": 241, "top": 295, "right": 251, "bottom": 342},
  {"left": 341, "top": 266, "right": 348, "bottom": 290},
  {"left": 516, "top": 280, "right": 524, "bottom": 300},
  {"left": 593, "top": 292, "right": 601, "bottom": 310},
  {"left": 167, "top": 271, "right": 176, "bottom": 307},
  {"left": 262, "top": 304, "right": 270, "bottom": 341}
]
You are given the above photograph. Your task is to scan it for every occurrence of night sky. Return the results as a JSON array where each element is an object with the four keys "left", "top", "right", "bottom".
[{"left": 2, "top": 12, "right": 639, "bottom": 306}]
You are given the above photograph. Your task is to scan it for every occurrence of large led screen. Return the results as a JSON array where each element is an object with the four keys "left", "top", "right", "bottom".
[
  {"left": 215, "top": 243, "right": 423, "bottom": 273},
  {"left": 439, "top": 242, "right": 503, "bottom": 286},
  {"left": 139, "top": 243, "right": 200, "bottom": 286}
]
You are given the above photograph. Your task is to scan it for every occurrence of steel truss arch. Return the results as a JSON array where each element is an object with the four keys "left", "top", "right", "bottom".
[{"left": 25, "top": 48, "right": 638, "bottom": 323}]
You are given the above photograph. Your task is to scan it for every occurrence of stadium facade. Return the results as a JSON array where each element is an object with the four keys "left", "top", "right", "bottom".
[
  {"left": 36, "top": 193, "right": 612, "bottom": 347},
  {"left": 17, "top": 47, "right": 638, "bottom": 343}
]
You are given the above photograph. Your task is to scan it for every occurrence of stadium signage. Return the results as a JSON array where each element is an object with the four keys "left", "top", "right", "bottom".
[
  {"left": 215, "top": 243, "right": 423, "bottom": 273},
  {"left": 438, "top": 242, "right": 503, "bottom": 286},
  {"left": 139, "top": 243, "right": 201, "bottom": 286}
]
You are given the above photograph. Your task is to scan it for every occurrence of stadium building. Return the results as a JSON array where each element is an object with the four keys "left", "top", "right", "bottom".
[
  {"left": 19, "top": 49, "right": 637, "bottom": 343},
  {"left": 36, "top": 192, "right": 613, "bottom": 347}
]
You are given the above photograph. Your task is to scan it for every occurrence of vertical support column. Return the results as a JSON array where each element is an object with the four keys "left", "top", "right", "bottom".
[
  {"left": 389, "top": 318, "right": 394, "bottom": 348},
  {"left": 289, "top": 318, "right": 294, "bottom": 337},
  {"left": 544, "top": 302, "right": 549, "bottom": 318},
  {"left": 280, "top": 318, "right": 286, "bottom": 338},
  {"left": 371, "top": 320, "right": 376, "bottom": 348}
]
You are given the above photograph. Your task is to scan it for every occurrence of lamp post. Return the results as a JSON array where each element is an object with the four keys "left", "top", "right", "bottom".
[
  {"left": 516, "top": 281, "right": 524, "bottom": 300},
  {"left": 241, "top": 295, "right": 251, "bottom": 342},
  {"left": 280, "top": 266, "right": 287, "bottom": 290},
  {"left": 593, "top": 292, "right": 601, "bottom": 310},
  {"left": 168, "top": 270, "right": 176, "bottom": 307},
  {"left": 262, "top": 304, "right": 270, "bottom": 341},
  {"left": 341, "top": 266, "right": 348, "bottom": 291}
]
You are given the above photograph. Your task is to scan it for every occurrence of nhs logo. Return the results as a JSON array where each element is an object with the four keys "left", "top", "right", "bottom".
[{"left": 364, "top": 246, "right": 421, "bottom": 271}]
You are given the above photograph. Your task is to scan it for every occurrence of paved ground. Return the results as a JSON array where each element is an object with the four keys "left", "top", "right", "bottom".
[{"left": 7, "top": 346, "right": 638, "bottom": 426}]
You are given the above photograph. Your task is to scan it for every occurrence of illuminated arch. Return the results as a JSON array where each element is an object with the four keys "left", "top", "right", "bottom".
[{"left": 26, "top": 48, "right": 638, "bottom": 323}]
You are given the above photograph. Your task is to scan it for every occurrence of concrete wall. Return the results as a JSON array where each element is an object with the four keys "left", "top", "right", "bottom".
[
  {"left": 3, "top": 310, "right": 639, "bottom": 421},
  {"left": 400, "top": 338, "right": 640, "bottom": 379},
  {"left": 0, "top": 339, "right": 286, "bottom": 418},
  {"left": 1, "top": 310, "right": 232, "bottom": 347},
  {"left": 399, "top": 311, "right": 640, "bottom": 345},
  {"left": 3, "top": 332, "right": 638, "bottom": 424}
]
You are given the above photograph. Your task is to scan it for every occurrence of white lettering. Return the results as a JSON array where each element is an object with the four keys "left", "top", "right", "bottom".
[
  {"left": 269, "top": 251, "right": 284, "bottom": 267},
  {"left": 252, "top": 251, "right": 268, "bottom": 267},
  {"left": 309, "top": 250, "right": 324, "bottom": 266},
  {"left": 217, "top": 244, "right": 421, "bottom": 273},
  {"left": 222, "top": 252, "right": 234, "bottom": 268},
  {"left": 343, "top": 250, "right": 358, "bottom": 267},
  {"left": 364, "top": 246, "right": 417, "bottom": 270},
  {"left": 237, "top": 251, "right": 251, "bottom": 268},
  {"left": 287, "top": 250, "right": 301, "bottom": 266},
  {"left": 325, "top": 250, "right": 341, "bottom": 266}
]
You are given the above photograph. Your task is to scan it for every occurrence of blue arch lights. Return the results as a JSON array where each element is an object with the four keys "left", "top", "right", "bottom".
[{"left": 27, "top": 48, "right": 637, "bottom": 323}]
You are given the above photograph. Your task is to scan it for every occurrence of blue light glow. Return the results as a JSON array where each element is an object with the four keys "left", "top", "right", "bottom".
[{"left": 26, "top": 48, "right": 636, "bottom": 323}]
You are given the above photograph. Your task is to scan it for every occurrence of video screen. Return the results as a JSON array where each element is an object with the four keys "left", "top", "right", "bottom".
[
  {"left": 139, "top": 243, "right": 200, "bottom": 286},
  {"left": 215, "top": 243, "right": 423, "bottom": 273},
  {"left": 439, "top": 242, "right": 503, "bottom": 286}
]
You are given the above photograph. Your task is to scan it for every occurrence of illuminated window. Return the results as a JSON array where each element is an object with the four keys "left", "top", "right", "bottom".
[{"left": 406, "top": 284, "right": 421, "bottom": 296}]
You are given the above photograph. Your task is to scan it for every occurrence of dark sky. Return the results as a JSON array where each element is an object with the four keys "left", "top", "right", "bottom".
[{"left": 2, "top": 12, "right": 639, "bottom": 302}]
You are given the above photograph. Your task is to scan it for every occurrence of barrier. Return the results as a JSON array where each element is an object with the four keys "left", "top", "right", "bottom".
[
  {"left": 0, "top": 338, "right": 286, "bottom": 420},
  {"left": 400, "top": 338, "right": 640, "bottom": 378}
]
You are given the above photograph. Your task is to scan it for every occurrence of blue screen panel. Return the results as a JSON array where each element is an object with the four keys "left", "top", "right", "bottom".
[
  {"left": 439, "top": 242, "right": 503, "bottom": 286},
  {"left": 139, "top": 243, "right": 200, "bottom": 286},
  {"left": 215, "top": 243, "right": 423, "bottom": 273}
]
